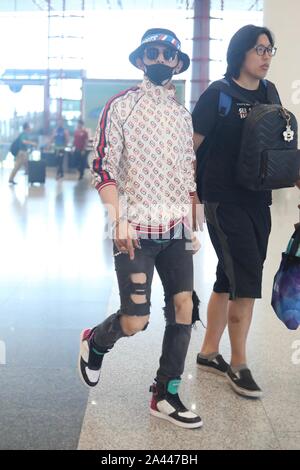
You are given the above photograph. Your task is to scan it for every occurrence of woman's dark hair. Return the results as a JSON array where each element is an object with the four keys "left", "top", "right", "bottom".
[
  {"left": 23, "top": 122, "right": 30, "bottom": 131},
  {"left": 225, "top": 24, "right": 275, "bottom": 79}
]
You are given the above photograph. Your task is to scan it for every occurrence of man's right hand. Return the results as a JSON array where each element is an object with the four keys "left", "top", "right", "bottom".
[
  {"left": 192, "top": 193, "right": 205, "bottom": 232},
  {"left": 114, "top": 220, "right": 140, "bottom": 260}
]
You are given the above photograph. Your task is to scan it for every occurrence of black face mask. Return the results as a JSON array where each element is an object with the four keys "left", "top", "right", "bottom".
[{"left": 145, "top": 64, "right": 175, "bottom": 86}]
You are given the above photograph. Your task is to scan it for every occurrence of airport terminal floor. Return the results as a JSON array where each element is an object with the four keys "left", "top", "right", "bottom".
[{"left": 0, "top": 166, "right": 300, "bottom": 450}]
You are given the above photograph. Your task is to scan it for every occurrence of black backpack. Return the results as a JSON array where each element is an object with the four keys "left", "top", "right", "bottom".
[
  {"left": 10, "top": 137, "right": 21, "bottom": 157},
  {"left": 195, "top": 80, "right": 274, "bottom": 198},
  {"left": 211, "top": 79, "right": 300, "bottom": 191}
]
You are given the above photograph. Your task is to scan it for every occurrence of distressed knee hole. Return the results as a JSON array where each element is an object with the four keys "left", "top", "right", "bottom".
[
  {"left": 130, "top": 294, "right": 147, "bottom": 304},
  {"left": 131, "top": 273, "right": 147, "bottom": 284},
  {"left": 174, "top": 292, "right": 193, "bottom": 324},
  {"left": 130, "top": 273, "right": 147, "bottom": 304},
  {"left": 120, "top": 314, "right": 150, "bottom": 336}
]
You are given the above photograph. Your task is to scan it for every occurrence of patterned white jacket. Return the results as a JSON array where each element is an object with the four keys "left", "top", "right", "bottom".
[{"left": 91, "top": 76, "right": 196, "bottom": 234}]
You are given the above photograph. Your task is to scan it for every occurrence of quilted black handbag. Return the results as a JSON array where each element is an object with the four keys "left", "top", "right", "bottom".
[{"left": 237, "top": 104, "right": 300, "bottom": 190}]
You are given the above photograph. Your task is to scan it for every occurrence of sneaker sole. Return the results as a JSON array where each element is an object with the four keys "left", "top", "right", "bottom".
[
  {"left": 226, "top": 374, "right": 263, "bottom": 398},
  {"left": 150, "top": 409, "right": 203, "bottom": 429},
  {"left": 197, "top": 363, "right": 227, "bottom": 377},
  {"left": 78, "top": 329, "right": 97, "bottom": 389}
]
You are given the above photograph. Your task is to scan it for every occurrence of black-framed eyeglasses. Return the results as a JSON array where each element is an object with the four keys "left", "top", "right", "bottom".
[
  {"left": 144, "top": 46, "right": 178, "bottom": 62},
  {"left": 254, "top": 44, "right": 277, "bottom": 57}
]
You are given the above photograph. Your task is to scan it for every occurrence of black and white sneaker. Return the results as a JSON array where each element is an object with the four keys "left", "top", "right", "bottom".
[
  {"left": 196, "top": 353, "right": 229, "bottom": 377},
  {"left": 78, "top": 328, "right": 108, "bottom": 388},
  {"left": 226, "top": 367, "right": 263, "bottom": 398},
  {"left": 150, "top": 379, "right": 203, "bottom": 429}
]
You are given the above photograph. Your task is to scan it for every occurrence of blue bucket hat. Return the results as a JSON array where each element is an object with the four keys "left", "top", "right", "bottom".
[{"left": 129, "top": 28, "right": 190, "bottom": 74}]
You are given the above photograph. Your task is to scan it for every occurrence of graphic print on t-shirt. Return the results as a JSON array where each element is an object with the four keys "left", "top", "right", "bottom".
[{"left": 236, "top": 102, "right": 252, "bottom": 120}]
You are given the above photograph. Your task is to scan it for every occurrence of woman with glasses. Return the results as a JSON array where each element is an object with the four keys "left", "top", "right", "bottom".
[{"left": 192, "top": 25, "right": 280, "bottom": 398}]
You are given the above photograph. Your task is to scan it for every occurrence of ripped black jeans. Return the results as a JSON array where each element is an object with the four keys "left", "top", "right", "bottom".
[{"left": 93, "top": 232, "right": 197, "bottom": 383}]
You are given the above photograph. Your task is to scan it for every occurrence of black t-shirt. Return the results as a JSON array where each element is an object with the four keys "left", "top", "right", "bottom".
[{"left": 192, "top": 78, "right": 276, "bottom": 205}]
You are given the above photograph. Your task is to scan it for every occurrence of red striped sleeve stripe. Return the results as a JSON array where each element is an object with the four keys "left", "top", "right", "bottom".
[
  {"left": 95, "top": 180, "right": 117, "bottom": 193},
  {"left": 95, "top": 86, "right": 139, "bottom": 163}
]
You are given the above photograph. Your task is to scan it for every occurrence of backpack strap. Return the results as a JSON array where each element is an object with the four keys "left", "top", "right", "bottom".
[
  {"left": 209, "top": 78, "right": 281, "bottom": 117},
  {"left": 209, "top": 79, "right": 256, "bottom": 113},
  {"left": 264, "top": 80, "right": 282, "bottom": 105},
  {"left": 219, "top": 91, "right": 232, "bottom": 117}
]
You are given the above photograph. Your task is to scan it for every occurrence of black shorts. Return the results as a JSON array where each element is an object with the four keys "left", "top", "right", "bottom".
[
  {"left": 204, "top": 202, "right": 271, "bottom": 300},
  {"left": 113, "top": 233, "right": 194, "bottom": 317}
]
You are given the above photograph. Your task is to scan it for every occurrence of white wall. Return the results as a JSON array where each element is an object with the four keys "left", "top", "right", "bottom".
[{"left": 264, "top": 0, "right": 300, "bottom": 136}]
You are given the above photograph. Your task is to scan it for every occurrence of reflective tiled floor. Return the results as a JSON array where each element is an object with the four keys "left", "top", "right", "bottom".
[
  {"left": 0, "top": 166, "right": 300, "bottom": 449},
  {"left": 0, "top": 167, "right": 114, "bottom": 450}
]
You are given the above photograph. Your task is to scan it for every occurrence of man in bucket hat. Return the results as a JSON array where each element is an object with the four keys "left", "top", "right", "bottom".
[
  {"left": 78, "top": 28, "right": 202, "bottom": 429},
  {"left": 129, "top": 28, "right": 190, "bottom": 83}
]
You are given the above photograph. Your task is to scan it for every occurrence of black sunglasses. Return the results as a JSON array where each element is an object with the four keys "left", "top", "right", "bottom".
[{"left": 144, "top": 46, "right": 178, "bottom": 62}]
